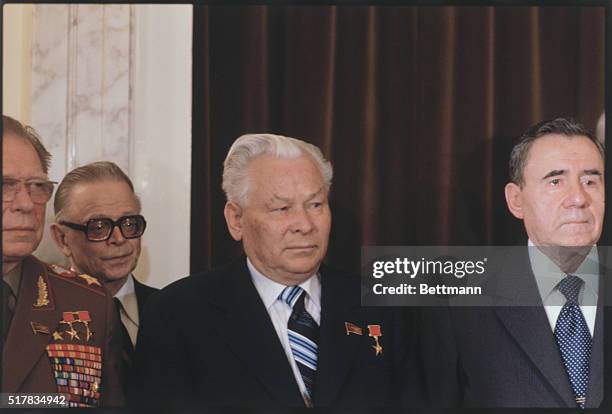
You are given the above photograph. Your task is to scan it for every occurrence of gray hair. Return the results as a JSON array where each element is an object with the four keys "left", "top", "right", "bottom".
[
  {"left": 222, "top": 133, "right": 333, "bottom": 205},
  {"left": 3, "top": 115, "right": 52, "bottom": 174},
  {"left": 509, "top": 117, "right": 604, "bottom": 187},
  {"left": 54, "top": 161, "right": 141, "bottom": 218}
]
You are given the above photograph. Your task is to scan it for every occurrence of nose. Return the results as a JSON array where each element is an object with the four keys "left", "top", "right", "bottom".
[
  {"left": 107, "top": 225, "right": 127, "bottom": 245},
  {"left": 9, "top": 183, "right": 35, "bottom": 212},
  {"left": 290, "top": 207, "right": 315, "bottom": 234},
  {"left": 564, "top": 179, "right": 589, "bottom": 208}
]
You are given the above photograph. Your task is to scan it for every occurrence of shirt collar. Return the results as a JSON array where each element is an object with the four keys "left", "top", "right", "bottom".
[
  {"left": 247, "top": 257, "right": 321, "bottom": 311},
  {"left": 114, "top": 274, "right": 139, "bottom": 326},
  {"left": 4, "top": 262, "right": 22, "bottom": 297},
  {"left": 528, "top": 239, "right": 599, "bottom": 303}
]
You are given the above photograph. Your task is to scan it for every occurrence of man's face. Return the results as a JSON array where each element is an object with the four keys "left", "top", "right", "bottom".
[
  {"left": 506, "top": 134, "right": 605, "bottom": 247},
  {"left": 225, "top": 154, "right": 332, "bottom": 285},
  {"left": 2, "top": 134, "right": 47, "bottom": 265},
  {"left": 55, "top": 180, "right": 142, "bottom": 282}
]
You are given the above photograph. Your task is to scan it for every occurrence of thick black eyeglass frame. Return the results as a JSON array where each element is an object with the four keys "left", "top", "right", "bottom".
[{"left": 60, "top": 215, "right": 147, "bottom": 242}]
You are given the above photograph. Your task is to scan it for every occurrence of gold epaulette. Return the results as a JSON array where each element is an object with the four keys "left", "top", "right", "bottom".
[{"left": 47, "top": 264, "right": 106, "bottom": 295}]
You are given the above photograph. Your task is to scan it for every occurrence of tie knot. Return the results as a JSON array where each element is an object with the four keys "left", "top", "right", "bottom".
[
  {"left": 557, "top": 275, "right": 584, "bottom": 303},
  {"left": 280, "top": 285, "right": 304, "bottom": 309}
]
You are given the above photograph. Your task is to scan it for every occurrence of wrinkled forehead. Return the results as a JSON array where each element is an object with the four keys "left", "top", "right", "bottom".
[
  {"left": 64, "top": 180, "right": 141, "bottom": 217},
  {"left": 247, "top": 155, "right": 327, "bottom": 195}
]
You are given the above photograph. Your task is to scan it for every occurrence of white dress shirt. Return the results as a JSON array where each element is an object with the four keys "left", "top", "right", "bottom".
[
  {"left": 247, "top": 257, "right": 321, "bottom": 406},
  {"left": 114, "top": 274, "right": 140, "bottom": 346},
  {"left": 528, "top": 240, "right": 599, "bottom": 336}
]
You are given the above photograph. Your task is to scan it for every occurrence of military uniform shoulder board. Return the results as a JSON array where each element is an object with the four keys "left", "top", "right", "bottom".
[
  {"left": 48, "top": 264, "right": 77, "bottom": 278},
  {"left": 47, "top": 264, "right": 106, "bottom": 295}
]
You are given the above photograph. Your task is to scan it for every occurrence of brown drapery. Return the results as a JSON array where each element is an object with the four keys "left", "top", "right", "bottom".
[{"left": 191, "top": 5, "right": 604, "bottom": 274}]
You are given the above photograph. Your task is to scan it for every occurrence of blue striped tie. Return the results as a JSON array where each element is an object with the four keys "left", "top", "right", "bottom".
[
  {"left": 280, "top": 286, "right": 319, "bottom": 402},
  {"left": 554, "top": 275, "right": 592, "bottom": 409}
]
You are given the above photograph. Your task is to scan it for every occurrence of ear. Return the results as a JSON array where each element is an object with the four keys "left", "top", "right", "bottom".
[
  {"left": 224, "top": 201, "right": 244, "bottom": 241},
  {"left": 50, "top": 223, "right": 73, "bottom": 257},
  {"left": 504, "top": 182, "right": 524, "bottom": 219}
]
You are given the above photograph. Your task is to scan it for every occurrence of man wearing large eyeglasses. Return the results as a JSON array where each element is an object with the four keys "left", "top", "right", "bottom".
[
  {"left": 49, "top": 161, "right": 157, "bottom": 379},
  {"left": 1, "top": 115, "right": 124, "bottom": 406}
]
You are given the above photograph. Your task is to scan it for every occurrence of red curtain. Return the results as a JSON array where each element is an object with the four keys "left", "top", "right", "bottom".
[{"left": 191, "top": 5, "right": 604, "bottom": 274}]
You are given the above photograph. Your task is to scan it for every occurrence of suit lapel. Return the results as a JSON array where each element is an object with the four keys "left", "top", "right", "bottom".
[
  {"left": 3, "top": 256, "right": 60, "bottom": 392},
  {"left": 585, "top": 274, "right": 604, "bottom": 408},
  {"left": 313, "top": 266, "right": 361, "bottom": 406},
  {"left": 206, "top": 259, "right": 304, "bottom": 406},
  {"left": 493, "top": 249, "right": 575, "bottom": 407},
  {"left": 133, "top": 277, "right": 157, "bottom": 317},
  {"left": 494, "top": 306, "right": 574, "bottom": 407}
]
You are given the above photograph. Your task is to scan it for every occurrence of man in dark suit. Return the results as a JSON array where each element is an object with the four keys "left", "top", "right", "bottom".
[
  {"left": 2, "top": 115, "right": 124, "bottom": 406},
  {"left": 421, "top": 117, "right": 605, "bottom": 408},
  {"left": 130, "top": 133, "right": 417, "bottom": 409},
  {"left": 50, "top": 161, "right": 158, "bottom": 370}
]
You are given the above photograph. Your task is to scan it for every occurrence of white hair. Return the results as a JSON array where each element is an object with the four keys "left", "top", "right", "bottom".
[{"left": 222, "top": 133, "right": 333, "bottom": 205}]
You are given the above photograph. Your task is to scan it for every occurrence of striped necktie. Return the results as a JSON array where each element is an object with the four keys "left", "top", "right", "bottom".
[
  {"left": 554, "top": 275, "right": 592, "bottom": 408},
  {"left": 280, "top": 285, "right": 319, "bottom": 403}
]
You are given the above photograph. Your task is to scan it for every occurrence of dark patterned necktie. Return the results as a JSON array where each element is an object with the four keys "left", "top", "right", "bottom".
[
  {"left": 280, "top": 286, "right": 319, "bottom": 404},
  {"left": 554, "top": 275, "right": 592, "bottom": 408},
  {"left": 113, "top": 298, "right": 134, "bottom": 366}
]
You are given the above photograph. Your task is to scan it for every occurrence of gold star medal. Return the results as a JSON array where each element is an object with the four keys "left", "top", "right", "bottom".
[
  {"left": 60, "top": 312, "right": 81, "bottom": 341},
  {"left": 77, "top": 311, "right": 94, "bottom": 342},
  {"left": 368, "top": 324, "right": 383, "bottom": 356}
]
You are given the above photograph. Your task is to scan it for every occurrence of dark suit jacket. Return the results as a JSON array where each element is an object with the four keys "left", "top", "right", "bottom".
[
  {"left": 129, "top": 257, "right": 421, "bottom": 409},
  {"left": 133, "top": 277, "right": 158, "bottom": 321},
  {"left": 1, "top": 255, "right": 124, "bottom": 407},
  {"left": 420, "top": 247, "right": 604, "bottom": 408}
]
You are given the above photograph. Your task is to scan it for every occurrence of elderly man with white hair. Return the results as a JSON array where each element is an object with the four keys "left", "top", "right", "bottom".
[{"left": 129, "top": 133, "right": 420, "bottom": 409}]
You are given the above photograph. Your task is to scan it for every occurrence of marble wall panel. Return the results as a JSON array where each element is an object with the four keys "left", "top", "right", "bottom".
[{"left": 28, "top": 4, "right": 192, "bottom": 288}]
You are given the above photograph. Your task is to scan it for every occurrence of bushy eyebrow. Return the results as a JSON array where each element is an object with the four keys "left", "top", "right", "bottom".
[
  {"left": 583, "top": 169, "right": 602, "bottom": 176},
  {"left": 541, "top": 169, "right": 602, "bottom": 180},
  {"left": 542, "top": 170, "right": 565, "bottom": 180}
]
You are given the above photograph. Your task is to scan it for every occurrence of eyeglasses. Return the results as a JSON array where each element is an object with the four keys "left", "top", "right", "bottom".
[
  {"left": 60, "top": 215, "right": 147, "bottom": 242},
  {"left": 3, "top": 177, "right": 57, "bottom": 204}
]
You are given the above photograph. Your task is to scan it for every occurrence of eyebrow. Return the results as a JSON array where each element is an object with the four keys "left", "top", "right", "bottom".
[
  {"left": 541, "top": 169, "right": 602, "bottom": 180},
  {"left": 3, "top": 175, "right": 49, "bottom": 181},
  {"left": 86, "top": 211, "right": 139, "bottom": 220},
  {"left": 541, "top": 170, "right": 565, "bottom": 180},
  {"left": 584, "top": 169, "right": 602, "bottom": 176},
  {"left": 270, "top": 187, "right": 326, "bottom": 203}
]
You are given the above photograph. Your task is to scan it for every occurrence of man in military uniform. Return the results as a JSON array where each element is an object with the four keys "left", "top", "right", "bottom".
[{"left": 2, "top": 115, "right": 124, "bottom": 407}]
